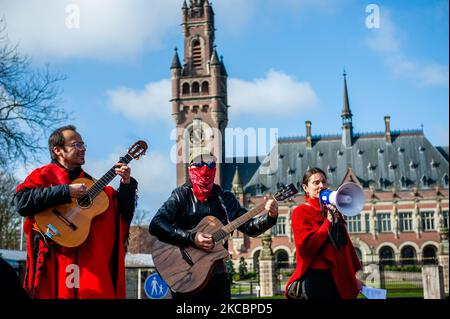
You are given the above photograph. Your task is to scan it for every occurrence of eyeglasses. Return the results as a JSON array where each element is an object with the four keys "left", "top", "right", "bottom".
[
  {"left": 65, "top": 142, "right": 86, "bottom": 150},
  {"left": 190, "top": 161, "right": 216, "bottom": 169}
]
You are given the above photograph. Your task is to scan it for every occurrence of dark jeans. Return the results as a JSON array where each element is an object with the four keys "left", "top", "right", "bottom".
[
  {"left": 172, "top": 273, "right": 231, "bottom": 301},
  {"left": 299, "top": 269, "right": 341, "bottom": 300}
]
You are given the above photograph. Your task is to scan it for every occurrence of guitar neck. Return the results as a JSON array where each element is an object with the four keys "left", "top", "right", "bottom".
[
  {"left": 86, "top": 154, "right": 133, "bottom": 199},
  {"left": 212, "top": 201, "right": 268, "bottom": 242}
]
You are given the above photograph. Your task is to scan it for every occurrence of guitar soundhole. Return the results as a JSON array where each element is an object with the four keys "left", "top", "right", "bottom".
[{"left": 77, "top": 194, "right": 92, "bottom": 208}]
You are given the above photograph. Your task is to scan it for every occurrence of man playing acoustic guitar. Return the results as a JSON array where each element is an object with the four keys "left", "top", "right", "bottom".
[
  {"left": 14, "top": 125, "right": 138, "bottom": 299},
  {"left": 149, "top": 148, "right": 278, "bottom": 300}
]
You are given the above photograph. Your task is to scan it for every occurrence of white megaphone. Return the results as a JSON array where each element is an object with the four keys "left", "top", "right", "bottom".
[{"left": 319, "top": 182, "right": 365, "bottom": 217}]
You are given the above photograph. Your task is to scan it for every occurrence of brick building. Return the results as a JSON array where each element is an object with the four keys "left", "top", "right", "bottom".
[{"left": 131, "top": 0, "right": 449, "bottom": 280}]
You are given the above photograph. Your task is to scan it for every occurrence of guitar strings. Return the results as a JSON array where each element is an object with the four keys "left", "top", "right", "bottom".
[{"left": 72, "top": 154, "right": 134, "bottom": 211}]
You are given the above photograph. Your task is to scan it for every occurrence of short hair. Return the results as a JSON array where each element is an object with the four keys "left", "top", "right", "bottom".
[
  {"left": 48, "top": 125, "right": 77, "bottom": 160},
  {"left": 301, "top": 167, "right": 327, "bottom": 187}
]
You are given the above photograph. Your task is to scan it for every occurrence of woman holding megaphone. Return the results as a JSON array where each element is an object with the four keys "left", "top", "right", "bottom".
[{"left": 285, "top": 167, "right": 363, "bottom": 299}]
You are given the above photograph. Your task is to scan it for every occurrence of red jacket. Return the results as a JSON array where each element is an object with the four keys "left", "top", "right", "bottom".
[
  {"left": 285, "top": 196, "right": 361, "bottom": 299},
  {"left": 17, "top": 164, "right": 129, "bottom": 299}
]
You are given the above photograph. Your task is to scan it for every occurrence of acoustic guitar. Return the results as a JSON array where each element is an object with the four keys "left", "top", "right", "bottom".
[
  {"left": 148, "top": 183, "right": 298, "bottom": 294},
  {"left": 34, "top": 140, "right": 148, "bottom": 248}
]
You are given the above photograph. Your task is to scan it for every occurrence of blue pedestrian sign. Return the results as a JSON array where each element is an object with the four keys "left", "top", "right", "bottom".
[{"left": 144, "top": 273, "right": 170, "bottom": 299}]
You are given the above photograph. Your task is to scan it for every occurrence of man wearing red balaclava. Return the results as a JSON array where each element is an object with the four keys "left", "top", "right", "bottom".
[{"left": 150, "top": 149, "right": 279, "bottom": 301}]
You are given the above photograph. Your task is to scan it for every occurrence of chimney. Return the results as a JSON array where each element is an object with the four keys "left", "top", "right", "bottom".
[
  {"left": 384, "top": 115, "right": 392, "bottom": 144},
  {"left": 305, "top": 121, "right": 312, "bottom": 148}
]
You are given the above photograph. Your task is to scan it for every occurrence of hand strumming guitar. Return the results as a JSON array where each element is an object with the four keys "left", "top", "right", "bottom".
[
  {"left": 69, "top": 183, "right": 87, "bottom": 198},
  {"left": 195, "top": 232, "right": 214, "bottom": 252}
]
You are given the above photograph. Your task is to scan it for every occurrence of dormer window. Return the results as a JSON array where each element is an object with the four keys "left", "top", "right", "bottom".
[
  {"left": 421, "top": 175, "right": 429, "bottom": 188},
  {"left": 430, "top": 159, "right": 439, "bottom": 168},
  {"left": 400, "top": 176, "right": 407, "bottom": 189},
  {"left": 443, "top": 174, "right": 449, "bottom": 187},
  {"left": 379, "top": 178, "right": 385, "bottom": 189}
]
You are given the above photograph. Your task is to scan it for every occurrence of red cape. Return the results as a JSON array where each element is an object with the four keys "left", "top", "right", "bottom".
[
  {"left": 17, "top": 163, "right": 129, "bottom": 299},
  {"left": 285, "top": 197, "right": 361, "bottom": 299}
]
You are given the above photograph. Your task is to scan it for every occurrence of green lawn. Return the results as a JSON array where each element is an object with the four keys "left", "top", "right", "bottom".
[{"left": 232, "top": 279, "right": 426, "bottom": 299}]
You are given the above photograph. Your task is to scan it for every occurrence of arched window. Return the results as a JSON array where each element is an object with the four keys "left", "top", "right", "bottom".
[
  {"left": 274, "top": 250, "right": 289, "bottom": 269},
  {"left": 379, "top": 246, "right": 395, "bottom": 266},
  {"left": 422, "top": 245, "right": 438, "bottom": 265},
  {"left": 354, "top": 247, "right": 363, "bottom": 262},
  {"left": 192, "top": 82, "right": 200, "bottom": 95},
  {"left": 182, "top": 83, "right": 190, "bottom": 96},
  {"left": 192, "top": 40, "right": 202, "bottom": 68},
  {"left": 201, "top": 81, "right": 209, "bottom": 94},
  {"left": 400, "top": 245, "right": 417, "bottom": 265}
]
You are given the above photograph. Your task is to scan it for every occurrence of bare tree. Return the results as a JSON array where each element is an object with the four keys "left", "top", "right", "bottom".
[
  {"left": 0, "top": 172, "right": 21, "bottom": 249},
  {"left": 127, "top": 209, "right": 152, "bottom": 253},
  {"left": 0, "top": 19, "right": 68, "bottom": 168},
  {"left": 131, "top": 208, "right": 152, "bottom": 226}
]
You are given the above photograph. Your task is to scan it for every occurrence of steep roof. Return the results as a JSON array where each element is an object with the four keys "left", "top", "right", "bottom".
[{"left": 243, "top": 130, "right": 449, "bottom": 195}]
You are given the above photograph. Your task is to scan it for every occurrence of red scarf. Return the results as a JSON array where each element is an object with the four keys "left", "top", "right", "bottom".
[
  {"left": 16, "top": 163, "right": 128, "bottom": 299},
  {"left": 188, "top": 165, "right": 216, "bottom": 202}
]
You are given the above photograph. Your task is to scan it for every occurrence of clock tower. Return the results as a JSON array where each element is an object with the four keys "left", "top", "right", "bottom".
[{"left": 171, "top": 0, "right": 228, "bottom": 186}]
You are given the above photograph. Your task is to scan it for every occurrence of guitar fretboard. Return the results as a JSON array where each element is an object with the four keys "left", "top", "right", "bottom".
[
  {"left": 84, "top": 154, "right": 133, "bottom": 199},
  {"left": 212, "top": 202, "right": 268, "bottom": 242}
]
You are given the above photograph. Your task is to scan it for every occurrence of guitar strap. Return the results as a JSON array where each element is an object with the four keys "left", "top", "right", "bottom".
[{"left": 217, "top": 191, "right": 231, "bottom": 226}]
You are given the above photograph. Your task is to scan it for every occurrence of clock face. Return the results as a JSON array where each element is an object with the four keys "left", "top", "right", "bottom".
[{"left": 189, "top": 119, "right": 212, "bottom": 147}]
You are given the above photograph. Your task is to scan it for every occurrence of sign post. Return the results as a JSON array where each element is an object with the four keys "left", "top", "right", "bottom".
[{"left": 144, "top": 273, "right": 170, "bottom": 299}]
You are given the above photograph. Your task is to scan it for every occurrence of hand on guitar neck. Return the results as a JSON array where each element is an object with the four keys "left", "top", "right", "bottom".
[
  {"left": 264, "top": 196, "right": 279, "bottom": 218},
  {"left": 67, "top": 161, "right": 130, "bottom": 199},
  {"left": 114, "top": 161, "right": 131, "bottom": 184}
]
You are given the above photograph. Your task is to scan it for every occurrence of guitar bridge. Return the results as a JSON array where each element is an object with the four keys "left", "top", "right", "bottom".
[{"left": 52, "top": 209, "right": 78, "bottom": 231}]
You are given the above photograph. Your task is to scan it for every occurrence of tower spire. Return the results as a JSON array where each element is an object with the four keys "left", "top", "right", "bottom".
[
  {"left": 341, "top": 69, "right": 352, "bottom": 121},
  {"left": 171, "top": 47, "right": 182, "bottom": 69},
  {"left": 341, "top": 70, "right": 353, "bottom": 147}
]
